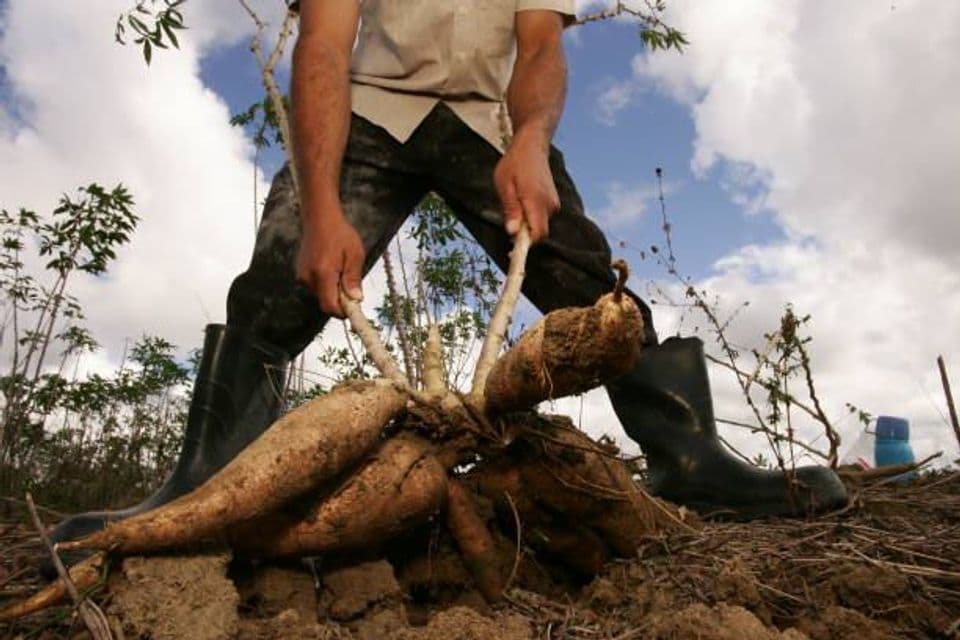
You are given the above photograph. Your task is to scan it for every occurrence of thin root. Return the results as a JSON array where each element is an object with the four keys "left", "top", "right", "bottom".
[{"left": 612, "top": 259, "right": 629, "bottom": 302}]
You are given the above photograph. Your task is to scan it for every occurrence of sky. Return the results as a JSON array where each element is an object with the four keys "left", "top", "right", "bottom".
[{"left": 1, "top": 0, "right": 958, "bottom": 468}]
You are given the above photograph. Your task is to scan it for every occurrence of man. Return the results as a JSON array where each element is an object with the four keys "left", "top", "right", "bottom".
[{"left": 51, "top": 0, "right": 846, "bottom": 547}]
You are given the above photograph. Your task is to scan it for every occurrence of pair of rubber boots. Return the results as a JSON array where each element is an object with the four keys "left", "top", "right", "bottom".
[{"left": 49, "top": 326, "right": 847, "bottom": 560}]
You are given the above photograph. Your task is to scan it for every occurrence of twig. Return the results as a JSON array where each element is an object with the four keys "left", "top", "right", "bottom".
[
  {"left": 383, "top": 250, "right": 416, "bottom": 386},
  {"left": 717, "top": 433, "right": 755, "bottom": 465},
  {"left": 716, "top": 417, "right": 828, "bottom": 460},
  {"left": 573, "top": 0, "right": 671, "bottom": 32},
  {"left": 742, "top": 333, "right": 779, "bottom": 395},
  {"left": 237, "top": 0, "right": 299, "bottom": 197},
  {"left": 341, "top": 294, "right": 406, "bottom": 384},
  {"left": 843, "top": 547, "right": 960, "bottom": 580},
  {"left": 937, "top": 355, "right": 960, "bottom": 451},
  {"left": 708, "top": 355, "right": 832, "bottom": 439},
  {"left": 26, "top": 493, "right": 113, "bottom": 639},
  {"left": 394, "top": 235, "right": 422, "bottom": 385},
  {"left": 470, "top": 225, "right": 531, "bottom": 400},
  {"left": 796, "top": 339, "right": 840, "bottom": 467},
  {"left": 837, "top": 451, "right": 942, "bottom": 484},
  {"left": 502, "top": 490, "right": 523, "bottom": 593},
  {"left": 0, "top": 566, "right": 31, "bottom": 590}
]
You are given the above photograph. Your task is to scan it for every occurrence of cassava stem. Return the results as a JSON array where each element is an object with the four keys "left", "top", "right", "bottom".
[
  {"left": 341, "top": 293, "right": 407, "bottom": 384},
  {"left": 422, "top": 324, "right": 445, "bottom": 396},
  {"left": 470, "top": 226, "right": 531, "bottom": 402}
]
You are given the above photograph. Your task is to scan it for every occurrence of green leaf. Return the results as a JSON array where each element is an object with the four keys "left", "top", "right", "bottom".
[
  {"left": 161, "top": 19, "right": 180, "bottom": 48},
  {"left": 128, "top": 14, "right": 150, "bottom": 35}
]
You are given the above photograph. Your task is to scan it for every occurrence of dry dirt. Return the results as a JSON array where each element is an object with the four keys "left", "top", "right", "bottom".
[
  {"left": 108, "top": 553, "right": 240, "bottom": 640},
  {"left": 3, "top": 471, "right": 959, "bottom": 639}
]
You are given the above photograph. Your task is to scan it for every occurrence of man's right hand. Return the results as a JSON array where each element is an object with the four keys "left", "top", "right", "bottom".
[{"left": 296, "top": 206, "right": 365, "bottom": 319}]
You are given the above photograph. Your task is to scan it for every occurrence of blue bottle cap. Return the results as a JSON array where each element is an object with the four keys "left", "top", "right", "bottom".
[{"left": 875, "top": 415, "right": 910, "bottom": 441}]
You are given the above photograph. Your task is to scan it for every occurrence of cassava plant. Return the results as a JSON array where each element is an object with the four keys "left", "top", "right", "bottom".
[
  {"left": 0, "top": 186, "right": 197, "bottom": 513},
  {"left": 0, "top": 184, "right": 138, "bottom": 464}
]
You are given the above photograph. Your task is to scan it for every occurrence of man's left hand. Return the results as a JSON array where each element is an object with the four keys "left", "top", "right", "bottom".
[{"left": 494, "top": 133, "right": 560, "bottom": 244}]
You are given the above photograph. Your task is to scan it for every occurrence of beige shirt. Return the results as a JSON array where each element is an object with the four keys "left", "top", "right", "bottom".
[{"left": 350, "top": 0, "right": 576, "bottom": 153}]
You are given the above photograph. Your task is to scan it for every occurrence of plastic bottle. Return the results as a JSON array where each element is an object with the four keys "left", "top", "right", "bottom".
[{"left": 873, "top": 415, "right": 916, "bottom": 482}]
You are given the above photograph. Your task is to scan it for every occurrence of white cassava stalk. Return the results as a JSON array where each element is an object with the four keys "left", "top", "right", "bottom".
[
  {"left": 470, "top": 225, "right": 531, "bottom": 401},
  {"left": 341, "top": 294, "right": 407, "bottom": 384},
  {"left": 238, "top": 0, "right": 405, "bottom": 384},
  {"left": 422, "top": 324, "right": 445, "bottom": 396}
]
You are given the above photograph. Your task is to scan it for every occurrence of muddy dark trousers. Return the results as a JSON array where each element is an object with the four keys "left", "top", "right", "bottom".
[
  {"left": 45, "top": 325, "right": 288, "bottom": 575},
  {"left": 226, "top": 104, "right": 654, "bottom": 356}
]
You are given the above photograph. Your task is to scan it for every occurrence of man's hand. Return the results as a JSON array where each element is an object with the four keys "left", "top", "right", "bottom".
[
  {"left": 296, "top": 207, "right": 365, "bottom": 319},
  {"left": 494, "top": 132, "right": 561, "bottom": 243}
]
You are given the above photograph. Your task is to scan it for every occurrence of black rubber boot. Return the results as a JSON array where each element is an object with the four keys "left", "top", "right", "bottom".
[
  {"left": 606, "top": 336, "right": 848, "bottom": 519},
  {"left": 47, "top": 324, "right": 288, "bottom": 559}
]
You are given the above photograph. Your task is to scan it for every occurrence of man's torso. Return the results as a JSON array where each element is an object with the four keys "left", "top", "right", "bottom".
[{"left": 349, "top": 0, "right": 574, "bottom": 152}]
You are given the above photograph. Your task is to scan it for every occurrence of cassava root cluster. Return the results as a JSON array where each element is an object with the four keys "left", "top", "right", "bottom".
[{"left": 3, "top": 256, "right": 692, "bottom": 621}]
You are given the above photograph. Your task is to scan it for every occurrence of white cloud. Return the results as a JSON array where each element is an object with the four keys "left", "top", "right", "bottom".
[
  {"left": 0, "top": 0, "right": 295, "bottom": 364},
  {"left": 608, "top": 0, "right": 960, "bottom": 466},
  {"left": 591, "top": 181, "right": 657, "bottom": 228},
  {"left": 594, "top": 78, "right": 638, "bottom": 125}
]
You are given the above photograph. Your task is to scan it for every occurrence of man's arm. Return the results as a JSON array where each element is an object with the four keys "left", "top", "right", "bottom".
[
  {"left": 495, "top": 10, "right": 568, "bottom": 243},
  {"left": 292, "top": 0, "right": 362, "bottom": 318}
]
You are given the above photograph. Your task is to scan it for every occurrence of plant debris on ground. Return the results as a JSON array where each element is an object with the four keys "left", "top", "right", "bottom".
[{"left": 2, "top": 469, "right": 959, "bottom": 639}]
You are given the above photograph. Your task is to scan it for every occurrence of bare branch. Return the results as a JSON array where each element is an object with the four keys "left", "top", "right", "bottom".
[
  {"left": 383, "top": 250, "right": 415, "bottom": 385},
  {"left": 796, "top": 339, "right": 840, "bottom": 467},
  {"left": 716, "top": 417, "right": 829, "bottom": 461},
  {"left": 237, "top": 0, "right": 299, "bottom": 196},
  {"left": 938, "top": 355, "right": 960, "bottom": 451},
  {"left": 27, "top": 493, "right": 113, "bottom": 639}
]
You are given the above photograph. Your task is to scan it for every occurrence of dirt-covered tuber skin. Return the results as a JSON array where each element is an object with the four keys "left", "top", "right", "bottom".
[
  {"left": 484, "top": 269, "right": 643, "bottom": 414},
  {"left": 230, "top": 434, "right": 447, "bottom": 558},
  {"left": 58, "top": 379, "right": 406, "bottom": 555},
  {"left": 467, "top": 415, "right": 693, "bottom": 574},
  {"left": 446, "top": 479, "right": 506, "bottom": 603}
]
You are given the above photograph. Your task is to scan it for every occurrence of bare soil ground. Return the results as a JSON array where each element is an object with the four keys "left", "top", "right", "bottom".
[{"left": 2, "top": 470, "right": 959, "bottom": 639}]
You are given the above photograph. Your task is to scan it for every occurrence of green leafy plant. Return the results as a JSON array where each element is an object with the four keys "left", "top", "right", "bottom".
[
  {"left": 0, "top": 185, "right": 197, "bottom": 511},
  {"left": 115, "top": 0, "right": 187, "bottom": 65}
]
